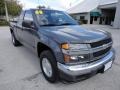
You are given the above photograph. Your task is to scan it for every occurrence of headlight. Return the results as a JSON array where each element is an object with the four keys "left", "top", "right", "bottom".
[
  {"left": 61, "top": 43, "right": 88, "bottom": 50},
  {"left": 63, "top": 54, "right": 90, "bottom": 63},
  {"left": 61, "top": 43, "right": 89, "bottom": 63}
]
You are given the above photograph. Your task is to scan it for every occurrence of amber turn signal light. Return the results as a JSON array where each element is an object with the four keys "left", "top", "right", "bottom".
[{"left": 61, "top": 43, "right": 69, "bottom": 50}]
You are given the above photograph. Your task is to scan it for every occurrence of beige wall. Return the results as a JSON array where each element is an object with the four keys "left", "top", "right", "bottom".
[
  {"left": 72, "top": 13, "right": 90, "bottom": 24},
  {"left": 114, "top": 0, "right": 120, "bottom": 29}
]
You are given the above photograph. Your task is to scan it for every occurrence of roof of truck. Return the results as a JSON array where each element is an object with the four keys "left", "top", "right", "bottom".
[{"left": 24, "top": 8, "right": 62, "bottom": 12}]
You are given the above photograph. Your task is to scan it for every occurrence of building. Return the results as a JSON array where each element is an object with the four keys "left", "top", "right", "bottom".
[
  {"left": 114, "top": 0, "right": 120, "bottom": 28},
  {"left": 67, "top": 0, "right": 120, "bottom": 28}
]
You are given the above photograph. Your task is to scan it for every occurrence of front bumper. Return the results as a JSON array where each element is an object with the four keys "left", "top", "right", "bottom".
[{"left": 58, "top": 50, "right": 115, "bottom": 81}]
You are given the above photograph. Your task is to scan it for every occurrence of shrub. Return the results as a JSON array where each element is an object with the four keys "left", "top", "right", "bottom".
[
  {"left": 0, "top": 19, "right": 9, "bottom": 26},
  {"left": 80, "top": 20, "right": 88, "bottom": 24}
]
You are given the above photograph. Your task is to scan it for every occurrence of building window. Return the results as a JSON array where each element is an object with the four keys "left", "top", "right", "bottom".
[{"left": 80, "top": 16, "right": 85, "bottom": 20}]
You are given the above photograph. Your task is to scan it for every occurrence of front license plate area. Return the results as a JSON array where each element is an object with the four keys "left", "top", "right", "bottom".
[{"left": 104, "top": 61, "right": 113, "bottom": 71}]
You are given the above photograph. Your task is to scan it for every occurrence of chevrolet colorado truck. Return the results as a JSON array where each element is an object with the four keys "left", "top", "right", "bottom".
[{"left": 9, "top": 9, "right": 115, "bottom": 83}]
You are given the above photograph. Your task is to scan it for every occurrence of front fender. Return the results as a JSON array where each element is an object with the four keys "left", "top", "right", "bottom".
[{"left": 35, "top": 32, "right": 64, "bottom": 63}]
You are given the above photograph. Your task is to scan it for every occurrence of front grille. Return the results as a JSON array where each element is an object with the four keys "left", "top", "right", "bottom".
[
  {"left": 90, "top": 38, "right": 112, "bottom": 48},
  {"left": 78, "top": 54, "right": 90, "bottom": 63},
  {"left": 75, "top": 38, "right": 112, "bottom": 64},
  {"left": 93, "top": 46, "right": 111, "bottom": 57}
]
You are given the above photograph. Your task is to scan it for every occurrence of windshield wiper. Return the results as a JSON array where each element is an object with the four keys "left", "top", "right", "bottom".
[
  {"left": 41, "top": 24, "right": 57, "bottom": 26},
  {"left": 59, "top": 23, "right": 76, "bottom": 26},
  {"left": 41, "top": 23, "right": 76, "bottom": 26}
]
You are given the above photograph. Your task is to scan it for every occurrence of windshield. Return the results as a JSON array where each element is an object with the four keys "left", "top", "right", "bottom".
[{"left": 35, "top": 10, "right": 78, "bottom": 26}]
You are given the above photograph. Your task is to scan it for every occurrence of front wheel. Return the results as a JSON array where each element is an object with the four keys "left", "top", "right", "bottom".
[{"left": 40, "top": 50, "right": 58, "bottom": 83}]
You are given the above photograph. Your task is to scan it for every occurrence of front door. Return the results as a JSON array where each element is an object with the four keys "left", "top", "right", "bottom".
[{"left": 22, "top": 10, "right": 36, "bottom": 49}]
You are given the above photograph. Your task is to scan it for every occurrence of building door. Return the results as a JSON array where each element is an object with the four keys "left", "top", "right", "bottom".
[
  {"left": 90, "top": 16, "right": 93, "bottom": 24},
  {"left": 99, "top": 17, "right": 102, "bottom": 24}
]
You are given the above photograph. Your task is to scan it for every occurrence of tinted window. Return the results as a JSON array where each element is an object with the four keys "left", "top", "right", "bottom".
[
  {"left": 24, "top": 10, "right": 33, "bottom": 21},
  {"left": 18, "top": 11, "right": 24, "bottom": 25}
]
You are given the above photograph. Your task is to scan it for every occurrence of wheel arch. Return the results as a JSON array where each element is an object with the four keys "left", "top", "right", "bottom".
[{"left": 37, "top": 42, "right": 55, "bottom": 58}]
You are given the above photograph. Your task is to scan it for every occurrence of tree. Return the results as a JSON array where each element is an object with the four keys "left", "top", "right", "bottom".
[
  {"left": 0, "top": 0, "right": 5, "bottom": 15},
  {"left": 0, "top": 0, "right": 22, "bottom": 16},
  {"left": 7, "top": 0, "right": 22, "bottom": 16}
]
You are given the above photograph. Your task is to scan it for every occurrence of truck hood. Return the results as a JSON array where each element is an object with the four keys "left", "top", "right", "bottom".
[{"left": 39, "top": 25, "right": 110, "bottom": 44}]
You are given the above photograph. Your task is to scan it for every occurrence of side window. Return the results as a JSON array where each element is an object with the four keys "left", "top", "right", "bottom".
[
  {"left": 24, "top": 11, "right": 33, "bottom": 21},
  {"left": 80, "top": 16, "right": 85, "bottom": 20},
  {"left": 18, "top": 11, "right": 24, "bottom": 25}
]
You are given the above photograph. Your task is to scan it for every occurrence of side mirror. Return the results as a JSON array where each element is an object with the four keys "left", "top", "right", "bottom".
[{"left": 22, "top": 20, "right": 34, "bottom": 28}]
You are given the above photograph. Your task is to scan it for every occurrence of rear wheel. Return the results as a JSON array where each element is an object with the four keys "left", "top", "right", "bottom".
[
  {"left": 40, "top": 50, "right": 58, "bottom": 83},
  {"left": 11, "top": 32, "right": 21, "bottom": 46}
]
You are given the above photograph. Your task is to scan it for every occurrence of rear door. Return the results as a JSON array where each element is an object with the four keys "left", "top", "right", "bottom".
[{"left": 16, "top": 11, "right": 25, "bottom": 41}]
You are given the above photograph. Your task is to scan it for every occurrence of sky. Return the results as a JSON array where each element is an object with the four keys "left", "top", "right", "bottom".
[{"left": 18, "top": 0, "right": 84, "bottom": 11}]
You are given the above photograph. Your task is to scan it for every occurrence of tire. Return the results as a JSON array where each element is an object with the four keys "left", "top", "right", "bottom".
[
  {"left": 11, "top": 32, "right": 21, "bottom": 46},
  {"left": 40, "top": 50, "right": 58, "bottom": 83}
]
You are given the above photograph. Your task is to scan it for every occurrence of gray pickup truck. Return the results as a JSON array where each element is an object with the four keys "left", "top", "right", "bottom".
[{"left": 9, "top": 8, "right": 115, "bottom": 83}]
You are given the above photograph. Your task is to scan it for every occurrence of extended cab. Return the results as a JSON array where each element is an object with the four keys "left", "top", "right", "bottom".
[{"left": 9, "top": 9, "right": 115, "bottom": 83}]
